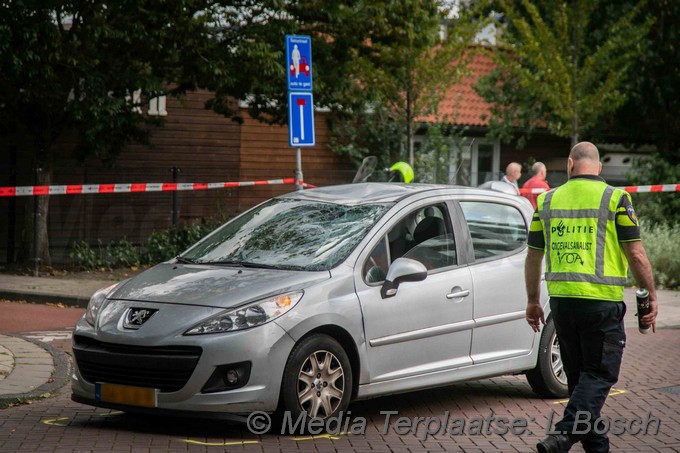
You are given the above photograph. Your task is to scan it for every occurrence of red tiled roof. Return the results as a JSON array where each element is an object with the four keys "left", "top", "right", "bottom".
[{"left": 418, "top": 50, "right": 496, "bottom": 127}]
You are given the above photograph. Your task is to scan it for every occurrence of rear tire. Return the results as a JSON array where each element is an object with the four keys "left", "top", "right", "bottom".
[{"left": 526, "top": 317, "right": 569, "bottom": 398}]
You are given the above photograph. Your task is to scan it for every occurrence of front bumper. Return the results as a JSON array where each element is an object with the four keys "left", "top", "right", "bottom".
[{"left": 71, "top": 302, "right": 296, "bottom": 415}]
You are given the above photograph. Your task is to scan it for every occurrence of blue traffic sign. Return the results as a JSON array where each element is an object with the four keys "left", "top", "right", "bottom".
[
  {"left": 286, "top": 35, "right": 312, "bottom": 91},
  {"left": 288, "top": 92, "right": 315, "bottom": 147}
]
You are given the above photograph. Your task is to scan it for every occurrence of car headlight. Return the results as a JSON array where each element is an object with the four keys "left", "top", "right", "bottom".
[
  {"left": 85, "top": 283, "right": 120, "bottom": 326},
  {"left": 184, "top": 291, "right": 304, "bottom": 335}
]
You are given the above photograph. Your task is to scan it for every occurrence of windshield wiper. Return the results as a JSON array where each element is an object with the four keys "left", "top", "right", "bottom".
[
  {"left": 238, "top": 262, "right": 281, "bottom": 270},
  {"left": 175, "top": 256, "right": 196, "bottom": 264},
  {"left": 206, "top": 260, "right": 283, "bottom": 270},
  {"left": 204, "top": 260, "right": 245, "bottom": 267}
]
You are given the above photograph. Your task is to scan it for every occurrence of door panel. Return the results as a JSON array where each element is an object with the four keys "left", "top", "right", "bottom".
[
  {"left": 468, "top": 252, "right": 534, "bottom": 363},
  {"left": 459, "top": 200, "right": 534, "bottom": 363},
  {"left": 357, "top": 267, "right": 474, "bottom": 381}
]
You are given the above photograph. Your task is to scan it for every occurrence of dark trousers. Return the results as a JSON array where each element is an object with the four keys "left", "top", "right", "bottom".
[{"left": 550, "top": 298, "right": 627, "bottom": 453}]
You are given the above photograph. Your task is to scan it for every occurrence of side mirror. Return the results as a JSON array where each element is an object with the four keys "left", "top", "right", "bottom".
[{"left": 380, "top": 258, "right": 427, "bottom": 299}]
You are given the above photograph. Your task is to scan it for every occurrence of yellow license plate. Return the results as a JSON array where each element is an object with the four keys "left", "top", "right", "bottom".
[{"left": 95, "top": 383, "right": 158, "bottom": 408}]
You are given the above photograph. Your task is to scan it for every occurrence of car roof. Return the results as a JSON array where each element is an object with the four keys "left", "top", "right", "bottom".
[{"left": 278, "top": 182, "right": 519, "bottom": 205}]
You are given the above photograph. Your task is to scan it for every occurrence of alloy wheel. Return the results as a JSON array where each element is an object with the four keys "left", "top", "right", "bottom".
[
  {"left": 550, "top": 332, "right": 568, "bottom": 386},
  {"left": 296, "top": 349, "right": 345, "bottom": 419}
]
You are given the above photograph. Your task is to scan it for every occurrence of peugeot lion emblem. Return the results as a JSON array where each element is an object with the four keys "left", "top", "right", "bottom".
[{"left": 123, "top": 308, "right": 158, "bottom": 329}]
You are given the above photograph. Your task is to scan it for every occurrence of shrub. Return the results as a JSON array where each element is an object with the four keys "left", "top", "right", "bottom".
[
  {"left": 144, "top": 223, "right": 215, "bottom": 264},
  {"left": 70, "top": 238, "right": 140, "bottom": 270},
  {"left": 105, "top": 239, "right": 140, "bottom": 268},
  {"left": 640, "top": 220, "right": 680, "bottom": 289},
  {"left": 69, "top": 240, "right": 100, "bottom": 269}
]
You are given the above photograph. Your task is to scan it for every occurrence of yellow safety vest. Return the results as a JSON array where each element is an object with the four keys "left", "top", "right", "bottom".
[{"left": 536, "top": 178, "right": 629, "bottom": 301}]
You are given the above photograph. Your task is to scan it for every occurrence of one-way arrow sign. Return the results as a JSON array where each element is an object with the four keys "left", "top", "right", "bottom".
[{"left": 288, "top": 92, "right": 315, "bottom": 147}]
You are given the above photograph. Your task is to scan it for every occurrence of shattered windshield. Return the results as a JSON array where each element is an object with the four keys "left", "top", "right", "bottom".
[{"left": 181, "top": 198, "right": 392, "bottom": 271}]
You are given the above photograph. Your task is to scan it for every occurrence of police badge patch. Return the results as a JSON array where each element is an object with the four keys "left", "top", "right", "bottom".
[{"left": 626, "top": 205, "right": 638, "bottom": 225}]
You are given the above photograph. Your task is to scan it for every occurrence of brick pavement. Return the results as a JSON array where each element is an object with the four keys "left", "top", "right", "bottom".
[{"left": 0, "top": 328, "right": 678, "bottom": 452}]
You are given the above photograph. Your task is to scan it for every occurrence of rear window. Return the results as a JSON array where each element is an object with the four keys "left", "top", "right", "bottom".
[{"left": 459, "top": 201, "right": 527, "bottom": 260}]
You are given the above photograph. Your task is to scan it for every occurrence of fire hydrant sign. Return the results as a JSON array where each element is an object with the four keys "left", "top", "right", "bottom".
[
  {"left": 286, "top": 35, "right": 313, "bottom": 91},
  {"left": 288, "top": 92, "right": 315, "bottom": 147}
]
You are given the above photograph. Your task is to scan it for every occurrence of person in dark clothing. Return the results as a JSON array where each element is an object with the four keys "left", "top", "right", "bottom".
[{"left": 524, "top": 142, "right": 658, "bottom": 453}]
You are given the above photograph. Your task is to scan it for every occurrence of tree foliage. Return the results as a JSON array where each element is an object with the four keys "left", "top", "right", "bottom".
[
  {"left": 1, "top": 0, "right": 472, "bottom": 264},
  {"left": 358, "top": 1, "right": 486, "bottom": 166},
  {"left": 476, "top": 0, "right": 653, "bottom": 147},
  {"left": 1, "top": 0, "right": 232, "bottom": 264},
  {"left": 597, "top": 0, "right": 680, "bottom": 165}
]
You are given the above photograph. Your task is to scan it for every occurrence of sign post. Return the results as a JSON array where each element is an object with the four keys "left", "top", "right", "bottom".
[{"left": 286, "top": 35, "right": 314, "bottom": 191}]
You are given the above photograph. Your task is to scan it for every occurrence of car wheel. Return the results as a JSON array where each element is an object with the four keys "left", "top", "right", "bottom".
[
  {"left": 526, "top": 317, "right": 569, "bottom": 398},
  {"left": 281, "top": 334, "right": 352, "bottom": 422}
]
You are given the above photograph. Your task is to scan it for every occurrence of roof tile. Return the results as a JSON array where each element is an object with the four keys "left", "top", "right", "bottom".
[{"left": 418, "top": 51, "right": 495, "bottom": 127}]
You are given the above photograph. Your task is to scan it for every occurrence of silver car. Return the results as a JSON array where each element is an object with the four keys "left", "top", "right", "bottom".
[{"left": 71, "top": 183, "right": 567, "bottom": 421}]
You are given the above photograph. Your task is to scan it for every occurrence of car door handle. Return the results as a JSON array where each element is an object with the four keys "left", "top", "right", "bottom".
[{"left": 446, "top": 289, "right": 470, "bottom": 299}]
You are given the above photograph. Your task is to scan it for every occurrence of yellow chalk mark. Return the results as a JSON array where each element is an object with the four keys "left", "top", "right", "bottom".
[
  {"left": 42, "top": 417, "right": 70, "bottom": 426},
  {"left": 292, "top": 432, "right": 349, "bottom": 441},
  {"left": 99, "top": 411, "right": 125, "bottom": 417},
  {"left": 553, "top": 387, "right": 627, "bottom": 404},
  {"left": 608, "top": 388, "right": 627, "bottom": 397},
  {"left": 182, "top": 439, "right": 260, "bottom": 446}
]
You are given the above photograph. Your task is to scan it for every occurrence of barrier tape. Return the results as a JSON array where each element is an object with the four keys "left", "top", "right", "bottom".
[
  {"left": 0, "top": 180, "right": 674, "bottom": 197},
  {"left": 519, "top": 184, "right": 680, "bottom": 196},
  {"left": 0, "top": 178, "right": 316, "bottom": 197}
]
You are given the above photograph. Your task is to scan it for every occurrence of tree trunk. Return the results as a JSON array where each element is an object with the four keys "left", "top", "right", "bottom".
[
  {"left": 19, "top": 166, "right": 52, "bottom": 270},
  {"left": 35, "top": 166, "right": 52, "bottom": 268}
]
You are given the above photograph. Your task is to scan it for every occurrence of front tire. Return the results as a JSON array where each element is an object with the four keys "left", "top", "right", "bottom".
[
  {"left": 281, "top": 334, "right": 352, "bottom": 421},
  {"left": 526, "top": 317, "right": 569, "bottom": 398}
]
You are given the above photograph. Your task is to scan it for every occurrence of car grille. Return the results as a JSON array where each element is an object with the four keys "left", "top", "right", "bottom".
[{"left": 73, "top": 335, "right": 202, "bottom": 393}]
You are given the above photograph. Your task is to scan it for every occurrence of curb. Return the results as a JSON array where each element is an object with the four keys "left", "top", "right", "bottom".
[
  {"left": 0, "top": 290, "right": 89, "bottom": 308},
  {"left": 0, "top": 334, "right": 72, "bottom": 409}
]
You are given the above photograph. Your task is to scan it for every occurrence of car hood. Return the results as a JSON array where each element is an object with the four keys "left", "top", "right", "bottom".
[{"left": 109, "top": 263, "right": 331, "bottom": 309}]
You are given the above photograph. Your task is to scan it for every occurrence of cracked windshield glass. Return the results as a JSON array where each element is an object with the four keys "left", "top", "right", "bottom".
[{"left": 182, "top": 199, "right": 392, "bottom": 271}]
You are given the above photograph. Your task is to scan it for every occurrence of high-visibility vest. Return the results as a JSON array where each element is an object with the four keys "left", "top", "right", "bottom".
[{"left": 536, "top": 178, "right": 629, "bottom": 301}]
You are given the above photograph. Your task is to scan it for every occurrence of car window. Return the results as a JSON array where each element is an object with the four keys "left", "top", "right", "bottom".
[
  {"left": 363, "top": 203, "right": 455, "bottom": 283},
  {"left": 459, "top": 201, "right": 527, "bottom": 260},
  {"left": 182, "top": 199, "right": 392, "bottom": 271},
  {"left": 403, "top": 234, "right": 457, "bottom": 270},
  {"left": 363, "top": 237, "right": 389, "bottom": 284}
]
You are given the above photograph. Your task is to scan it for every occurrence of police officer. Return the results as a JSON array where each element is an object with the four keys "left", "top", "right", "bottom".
[
  {"left": 387, "top": 161, "right": 414, "bottom": 183},
  {"left": 524, "top": 142, "right": 658, "bottom": 453}
]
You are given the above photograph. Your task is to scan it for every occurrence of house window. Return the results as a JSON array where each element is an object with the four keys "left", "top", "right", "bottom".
[
  {"left": 126, "top": 89, "right": 143, "bottom": 114},
  {"left": 148, "top": 96, "right": 168, "bottom": 116}
]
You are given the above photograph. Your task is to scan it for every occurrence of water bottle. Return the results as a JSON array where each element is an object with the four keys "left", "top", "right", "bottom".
[{"left": 636, "top": 288, "right": 651, "bottom": 334}]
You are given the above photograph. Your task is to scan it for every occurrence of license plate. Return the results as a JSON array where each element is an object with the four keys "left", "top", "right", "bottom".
[{"left": 95, "top": 383, "right": 158, "bottom": 408}]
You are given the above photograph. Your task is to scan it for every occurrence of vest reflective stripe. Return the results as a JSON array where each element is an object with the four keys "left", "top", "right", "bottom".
[
  {"left": 543, "top": 272, "right": 627, "bottom": 286},
  {"left": 538, "top": 182, "right": 627, "bottom": 298},
  {"left": 543, "top": 209, "right": 615, "bottom": 220}
]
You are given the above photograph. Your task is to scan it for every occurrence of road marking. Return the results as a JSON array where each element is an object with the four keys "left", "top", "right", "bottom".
[
  {"left": 292, "top": 432, "right": 349, "bottom": 441},
  {"left": 182, "top": 440, "right": 260, "bottom": 446},
  {"left": 42, "top": 417, "right": 70, "bottom": 426},
  {"left": 24, "top": 330, "right": 73, "bottom": 343},
  {"left": 98, "top": 411, "right": 125, "bottom": 417},
  {"left": 553, "top": 387, "right": 627, "bottom": 404}
]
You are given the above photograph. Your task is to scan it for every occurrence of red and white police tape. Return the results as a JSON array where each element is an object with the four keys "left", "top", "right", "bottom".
[
  {"left": 0, "top": 180, "right": 676, "bottom": 197},
  {"left": 518, "top": 184, "right": 680, "bottom": 196},
  {"left": 0, "top": 178, "right": 316, "bottom": 197}
]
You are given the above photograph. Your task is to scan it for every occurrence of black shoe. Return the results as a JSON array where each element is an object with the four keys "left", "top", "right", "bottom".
[{"left": 537, "top": 434, "right": 572, "bottom": 453}]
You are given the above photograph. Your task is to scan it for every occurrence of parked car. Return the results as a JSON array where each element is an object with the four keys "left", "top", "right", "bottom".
[{"left": 71, "top": 183, "right": 566, "bottom": 422}]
